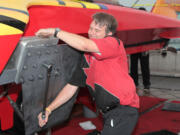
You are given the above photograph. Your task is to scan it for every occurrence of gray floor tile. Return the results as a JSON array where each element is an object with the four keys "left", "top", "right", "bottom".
[{"left": 138, "top": 75, "right": 180, "bottom": 100}]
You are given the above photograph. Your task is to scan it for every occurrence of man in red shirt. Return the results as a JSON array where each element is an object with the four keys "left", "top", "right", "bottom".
[{"left": 36, "top": 12, "right": 139, "bottom": 135}]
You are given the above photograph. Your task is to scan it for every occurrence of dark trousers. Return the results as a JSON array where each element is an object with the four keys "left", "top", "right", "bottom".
[
  {"left": 101, "top": 105, "right": 138, "bottom": 135},
  {"left": 130, "top": 52, "right": 150, "bottom": 88}
]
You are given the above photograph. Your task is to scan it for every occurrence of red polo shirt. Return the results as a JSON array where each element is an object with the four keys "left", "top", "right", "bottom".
[{"left": 84, "top": 37, "right": 139, "bottom": 108}]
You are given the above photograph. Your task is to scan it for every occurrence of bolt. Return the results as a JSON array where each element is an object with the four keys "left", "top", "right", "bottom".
[
  {"left": 27, "top": 52, "right": 31, "bottom": 57},
  {"left": 46, "top": 50, "right": 50, "bottom": 55},
  {"left": 54, "top": 71, "right": 59, "bottom": 76},
  {"left": 38, "top": 74, "right": 43, "bottom": 80},
  {"left": 28, "top": 75, "right": 35, "bottom": 81},
  {"left": 37, "top": 51, "right": 41, "bottom": 57},
  {"left": 32, "top": 64, "right": 37, "bottom": 69},
  {"left": 23, "top": 66, "right": 27, "bottom": 70},
  {"left": 55, "top": 50, "right": 58, "bottom": 53},
  {"left": 19, "top": 78, "right": 24, "bottom": 84}
]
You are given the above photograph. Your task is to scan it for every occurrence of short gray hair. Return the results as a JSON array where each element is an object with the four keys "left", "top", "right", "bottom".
[{"left": 92, "top": 12, "right": 118, "bottom": 35}]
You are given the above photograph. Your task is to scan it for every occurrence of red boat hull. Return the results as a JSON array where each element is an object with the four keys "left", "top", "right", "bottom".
[{"left": 1, "top": 5, "right": 180, "bottom": 73}]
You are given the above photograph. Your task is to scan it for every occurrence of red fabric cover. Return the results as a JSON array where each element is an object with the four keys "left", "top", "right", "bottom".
[
  {"left": 84, "top": 37, "right": 139, "bottom": 108},
  {"left": 51, "top": 117, "right": 103, "bottom": 135},
  {"left": 40, "top": 98, "right": 180, "bottom": 135},
  {"left": 133, "top": 102, "right": 180, "bottom": 135},
  {"left": 0, "top": 84, "right": 21, "bottom": 130},
  {"left": 139, "top": 96, "right": 167, "bottom": 113}
]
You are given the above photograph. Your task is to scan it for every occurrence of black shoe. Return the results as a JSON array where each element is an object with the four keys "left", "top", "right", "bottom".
[
  {"left": 167, "top": 47, "right": 177, "bottom": 53},
  {"left": 144, "top": 89, "right": 150, "bottom": 95},
  {"left": 136, "top": 88, "right": 144, "bottom": 96},
  {"left": 87, "top": 130, "right": 101, "bottom": 135}
]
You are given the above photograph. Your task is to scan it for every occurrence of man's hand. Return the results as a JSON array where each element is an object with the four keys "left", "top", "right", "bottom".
[
  {"left": 38, "top": 110, "right": 51, "bottom": 127},
  {"left": 35, "top": 28, "right": 55, "bottom": 38}
]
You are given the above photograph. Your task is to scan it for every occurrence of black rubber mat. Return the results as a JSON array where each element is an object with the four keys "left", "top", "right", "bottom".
[{"left": 142, "top": 130, "right": 177, "bottom": 135}]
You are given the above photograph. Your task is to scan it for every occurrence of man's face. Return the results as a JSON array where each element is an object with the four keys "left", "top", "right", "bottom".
[{"left": 88, "top": 20, "right": 111, "bottom": 39}]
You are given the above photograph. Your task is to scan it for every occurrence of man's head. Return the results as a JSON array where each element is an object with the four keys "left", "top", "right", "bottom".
[{"left": 88, "top": 12, "right": 118, "bottom": 39}]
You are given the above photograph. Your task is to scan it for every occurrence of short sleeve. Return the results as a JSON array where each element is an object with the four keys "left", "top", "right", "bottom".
[
  {"left": 68, "top": 53, "right": 87, "bottom": 87},
  {"left": 91, "top": 37, "right": 120, "bottom": 60},
  {"left": 68, "top": 65, "right": 87, "bottom": 87}
]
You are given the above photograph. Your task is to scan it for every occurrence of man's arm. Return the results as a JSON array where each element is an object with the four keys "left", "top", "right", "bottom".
[
  {"left": 38, "top": 83, "right": 78, "bottom": 127},
  {"left": 48, "top": 84, "right": 78, "bottom": 112},
  {"left": 35, "top": 28, "right": 99, "bottom": 53}
]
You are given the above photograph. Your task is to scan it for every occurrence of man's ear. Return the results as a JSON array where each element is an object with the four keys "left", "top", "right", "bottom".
[{"left": 107, "top": 31, "right": 113, "bottom": 36}]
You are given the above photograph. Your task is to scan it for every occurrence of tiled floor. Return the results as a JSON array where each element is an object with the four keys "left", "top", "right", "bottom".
[{"left": 138, "top": 75, "right": 180, "bottom": 101}]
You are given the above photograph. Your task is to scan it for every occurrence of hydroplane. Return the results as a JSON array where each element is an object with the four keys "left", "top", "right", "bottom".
[{"left": 1, "top": 0, "right": 180, "bottom": 74}]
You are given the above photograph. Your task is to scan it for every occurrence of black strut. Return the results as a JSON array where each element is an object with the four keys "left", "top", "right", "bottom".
[{"left": 42, "top": 64, "right": 52, "bottom": 119}]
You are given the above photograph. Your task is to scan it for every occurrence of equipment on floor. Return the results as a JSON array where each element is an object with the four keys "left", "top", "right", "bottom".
[
  {"left": 162, "top": 102, "right": 180, "bottom": 112},
  {"left": 142, "top": 130, "right": 177, "bottom": 135}
]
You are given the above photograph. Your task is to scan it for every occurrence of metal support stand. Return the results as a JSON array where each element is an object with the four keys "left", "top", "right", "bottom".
[{"left": 1, "top": 85, "right": 24, "bottom": 122}]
